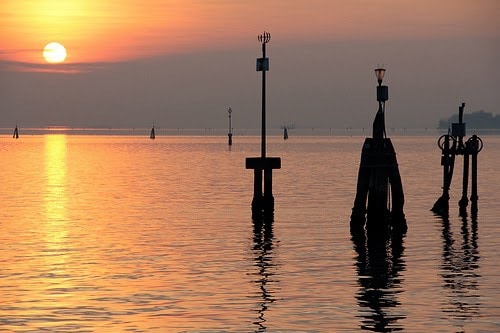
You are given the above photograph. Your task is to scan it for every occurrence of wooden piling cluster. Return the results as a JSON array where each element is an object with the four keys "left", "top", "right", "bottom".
[
  {"left": 350, "top": 137, "right": 407, "bottom": 234},
  {"left": 350, "top": 68, "right": 407, "bottom": 235}
]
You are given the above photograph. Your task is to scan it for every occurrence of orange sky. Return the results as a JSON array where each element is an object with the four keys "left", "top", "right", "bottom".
[{"left": 1, "top": 0, "right": 498, "bottom": 67}]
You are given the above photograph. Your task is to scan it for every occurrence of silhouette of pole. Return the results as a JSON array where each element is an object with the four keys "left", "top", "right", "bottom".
[
  {"left": 13, "top": 125, "right": 19, "bottom": 139},
  {"left": 246, "top": 31, "right": 280, "bottom": 219},
  {"left": 469, "top": 134, "right": 482, "bottom": 215},
  {"left": 258, "top": 32, "right": 270, "bottom": 159},
  {"left": 228, "top": 107, "right": 233, "bottom": 146}
]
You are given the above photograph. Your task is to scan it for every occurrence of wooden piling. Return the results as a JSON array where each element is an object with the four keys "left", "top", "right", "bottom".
[{"left": 350, "top": 137, "right": 407, "bottom": 234}]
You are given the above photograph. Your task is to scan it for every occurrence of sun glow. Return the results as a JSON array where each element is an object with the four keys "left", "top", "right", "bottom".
[
  {"left": 2, "top": 0, "right": 496, "bottom": 71},
  {"left": 43, "top": 42, "right": 67, "bottom": 63}
]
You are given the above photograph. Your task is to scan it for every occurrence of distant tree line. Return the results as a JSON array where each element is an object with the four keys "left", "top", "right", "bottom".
[{"left": 438, "top": 110, "right": 500, "bottom": 129}]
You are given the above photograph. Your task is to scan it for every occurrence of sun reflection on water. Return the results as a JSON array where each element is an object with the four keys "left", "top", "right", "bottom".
[
  {"left": 44, "top": 134, "right": 68, "bottom": 224},
  {"left": 43, "top": 134, "right": 70, "bottom": 276}
]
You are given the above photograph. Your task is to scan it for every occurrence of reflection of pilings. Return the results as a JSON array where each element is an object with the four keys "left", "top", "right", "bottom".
[
  {"left": 352, "top": 230, "right": 406, "bottom": 332},
  {"left": 251, "top": 217, "right": 276, "bottom": 332},
  {"left": 439, "top": 215, "right": 481, "bottom": 324}
]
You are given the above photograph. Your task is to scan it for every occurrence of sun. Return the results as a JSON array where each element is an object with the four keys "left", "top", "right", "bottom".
[{"left": 43, "top": 42, "right": 67, "bottom": 63}]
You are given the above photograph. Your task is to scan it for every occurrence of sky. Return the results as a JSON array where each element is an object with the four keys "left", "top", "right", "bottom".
[{"left": 1, "top": 0, "right": 499, "bottom": 130}]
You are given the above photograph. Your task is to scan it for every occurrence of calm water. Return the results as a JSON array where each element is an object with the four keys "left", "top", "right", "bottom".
[{"left": 1, "top": 134, "right": 499, "bottom": 332}]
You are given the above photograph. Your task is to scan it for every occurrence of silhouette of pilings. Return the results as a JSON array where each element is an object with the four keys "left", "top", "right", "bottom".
[
  {"left": 246, "top": 31, "right": 281, "bottom": 219},
  {"left": 350, "top": 68, "right": 407, "bottom": 235},
  {"left": 432, "top": 103, "right": 483, "bottom": 217}
]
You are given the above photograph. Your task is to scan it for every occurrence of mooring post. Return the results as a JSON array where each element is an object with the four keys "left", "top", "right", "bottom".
[
  {"left": 454, "top": 102, "right": 468, "bottom": 215},
  {"left": 350, "top": 67, "right": 406, "bottom": 234},
  {"left": 455, "top": 103, "right": 466, "bottom": 153},
  {"left": 432, "top": 133, "right": 457, "bottom": 216},
  {"left": 246, "top": 31, "right": 281, "bottom": 219},
  {"left": 469, "top": 134, "right": 482, "bottom": 215},
  {"left": 432, "top": 103, "right": 483, "bottom": 217},
  {"left": 459, "top": 147, "right": 470, "bottom": 215}
]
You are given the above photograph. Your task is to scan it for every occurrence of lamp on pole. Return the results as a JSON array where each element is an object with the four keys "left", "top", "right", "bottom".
[{"left": 375, "top": 67, "right": 385, "bottom": 86}]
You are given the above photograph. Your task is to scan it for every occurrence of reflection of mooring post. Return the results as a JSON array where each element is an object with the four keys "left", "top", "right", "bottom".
[
  {"left": 246, "top": 31, "right": 281, "bottom": 219},
  {"left": 350, "top": 67, "right": 407, "bottom": 234},
  {"left": 432, "top": 103, "right": 483, "bottom": 217},
  {"left": 228, "top": 107, "right": 233, "bottom": 146}
]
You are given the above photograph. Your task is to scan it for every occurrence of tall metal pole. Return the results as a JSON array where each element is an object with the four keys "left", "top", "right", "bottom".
[
  {"left": 247, "top": 31, "right": 280, "bottom": 218},
  {"left": 261, "top": 41, "right": 266, "bottom": 159},
  {"left": 258, "top": 32, "right": 270, "bottom": 159},
  {"left": 228, "top": 107, "right": 233, "bottom": 146}
]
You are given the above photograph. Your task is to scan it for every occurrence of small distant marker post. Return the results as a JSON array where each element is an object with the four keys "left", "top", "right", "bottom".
[
  {"left": 13, "top": 124, "right": 19, "bottom": 139},
  {"left": 246, "top": 31, "right": 281, "bottom": 219},
  {"left": 228, "top": 107, "right": 233, "bottom": 146}
]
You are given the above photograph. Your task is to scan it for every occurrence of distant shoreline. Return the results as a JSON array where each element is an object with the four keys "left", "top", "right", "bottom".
[{"left": 2, "top": 127, "right": 500, "bottom": 137}]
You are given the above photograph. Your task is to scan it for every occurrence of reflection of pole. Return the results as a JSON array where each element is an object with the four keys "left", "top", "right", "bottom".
[{"left": 252, "top": 217, "right": 275, "bottom": 331}]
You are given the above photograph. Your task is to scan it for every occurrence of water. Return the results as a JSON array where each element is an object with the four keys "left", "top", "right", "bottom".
[{"left": 1, "top": 134, "right": 499, "bottom": 332}]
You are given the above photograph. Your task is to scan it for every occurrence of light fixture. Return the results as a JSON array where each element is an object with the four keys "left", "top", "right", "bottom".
[{"left": 375, "top": 67, "right": 386, "bottom": 85}]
